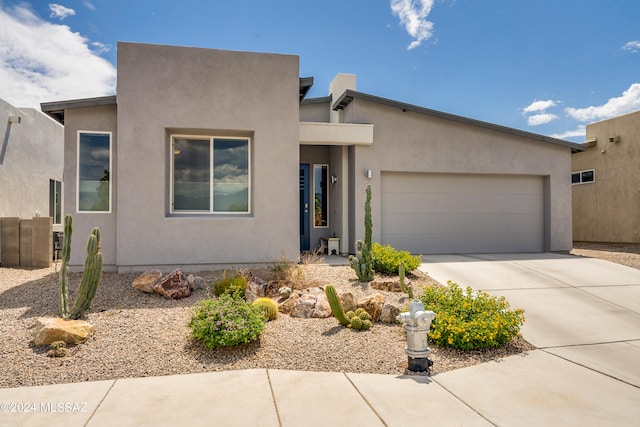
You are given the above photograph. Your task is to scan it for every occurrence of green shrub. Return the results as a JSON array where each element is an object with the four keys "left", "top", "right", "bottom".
[
  {"left": 188, "top": 293, "right": 265, "bottom": 349},
  {"left": 212, "top": 271, "right": 247, "bottom": 297},
  {"left": 419, "top": 281, "right": 525, "bottom": 350},
  {"left": 371, "top": 243, "right": 422, "bottom": 275}
]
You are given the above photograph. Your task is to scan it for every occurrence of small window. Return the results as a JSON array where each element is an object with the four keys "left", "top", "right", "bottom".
[
  {"left": 77, "top": 131, "right": 111, "bottom": 212},
  {"left": 49, "top": 179, "right": 62, "bottom": 224},
  {"left": 313, "top": 164, "right": 328, "bottom": 227},
  {"left": 571, "top": 169, "right": 595, "bottom": 185},
  {"left": 171, "top": 135, "right": 250, "bottom": 214}
]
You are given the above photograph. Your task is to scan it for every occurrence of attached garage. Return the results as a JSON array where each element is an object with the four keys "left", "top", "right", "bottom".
[{"left": 381, "top": 172, "right": 545, "bottom": 254}]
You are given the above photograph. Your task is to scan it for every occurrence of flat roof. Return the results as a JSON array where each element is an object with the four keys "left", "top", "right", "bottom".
[{"left": 41, "top": 95, "right": 116, "bottom": 125}]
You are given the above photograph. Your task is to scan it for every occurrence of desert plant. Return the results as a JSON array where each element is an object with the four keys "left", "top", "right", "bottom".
[
  {"left": 212, "top": 270, "right": 248, "bottom": 297},
  {"left": 270, "top": 254, "right": 305, "bottom": 288},
  {"left": 252, "top": 297, "right": 278, "bottom": 320},
  {"left": 348, "top": 185, "right": 374, "bottom": 282},
  {"left": 398, "top": 262, "right": 414, "bottom": 299},
  {"left": 58, "top": 215, "right": 103, "bottom": 320},
  {"left": 189, "top": 293, "right": 266, "bottom": 349},
  {"left": 325, "top": 284, "right": 350, "bottom": 326},
  {"left": 345, "top": 308, "right": 372, "bottom": 330},
  {"left": 371, "top": 243, "right": 421, "bottom": 275},
  {"left": 420, "top": 281, "right": 525, "bottom": 350},
  {"left": 46, "top": 341, "right": 68, "bottom": 358}
]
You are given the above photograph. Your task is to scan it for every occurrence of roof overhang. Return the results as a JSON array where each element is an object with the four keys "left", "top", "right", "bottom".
[
  {"left": 333, "top": 89, "right": 586, "bottom": 153},
  {"left": 41, "top": 95, "right": 117, "bottom": 125},
  {"left": 299, "top": 77, "right": 314, "bottom": 102},
  {"left": 299, "top": 121, "right": 373, "bottom": 146}
]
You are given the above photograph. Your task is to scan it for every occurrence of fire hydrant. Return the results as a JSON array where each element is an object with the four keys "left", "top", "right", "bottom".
[{"left": 397, "top": 299, "right": 436, "bottom": 374}]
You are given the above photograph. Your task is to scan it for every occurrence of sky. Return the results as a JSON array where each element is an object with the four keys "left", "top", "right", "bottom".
[{"left": 1, "top": 0, "right": 639, "bottom": 143}]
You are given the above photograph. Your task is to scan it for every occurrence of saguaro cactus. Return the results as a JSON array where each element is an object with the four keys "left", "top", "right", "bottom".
[
  {"left": 349, "top": 185, "right": 374, "bottom": 282},
  {"left": 58, "top": 215, "right": 103, "bottom": 320}
]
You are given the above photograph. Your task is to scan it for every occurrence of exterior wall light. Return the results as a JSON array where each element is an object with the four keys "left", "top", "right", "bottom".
[
  {"left": 366, "top": 169, "right": 372, "bottom": 179},
  {"left": 331, "top": 175, "right": 337, "bottom": 184},
  {"left": 8, "top": 116, "right": 21, "bottom": 124}
]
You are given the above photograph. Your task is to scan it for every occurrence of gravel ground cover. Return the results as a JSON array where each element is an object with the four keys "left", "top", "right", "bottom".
[
  {"left": 571, "top": 242, "right": 640, "bottom": 270},
  {"left": 0, "top": 260, "right": 537, "bottom": 388}
]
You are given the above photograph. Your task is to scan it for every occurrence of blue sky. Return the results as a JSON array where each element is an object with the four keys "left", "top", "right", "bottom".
[{"left": 1, "top": 0, "right": 639, "bottom": 142}]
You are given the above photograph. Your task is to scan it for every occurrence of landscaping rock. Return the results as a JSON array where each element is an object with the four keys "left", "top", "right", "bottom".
[
  {"left": 340, "top": 291, "right": 357, "bottom": 313},
  {"left": 132, "top": 269, "right": 162, "bottom": 293},
  {"left": 312, "top": 294, "right": 332, "bottom": 318},
  {"left": 371, "top": 280, "right": 401, "bottom": 292},
  {"left": 32, "top": 317, "right": 94, "bottom": 346},
  {"left": 380, "top": 303, "right": 401, "bottom": 324},
  {"left": 153, "top": 268, "right": 191, "bottom": 299},
  {"left": 278, "top": 292, "right": 299, "bottom": 314},
  {"left": 357, "top": 293, "right": 386, "bottom": 322},
  {"left": 290, "top": 294, "right": 317, "bottom": 318},
  {"left": 186, "top": 274, "right": 207, "bottom": 291}
]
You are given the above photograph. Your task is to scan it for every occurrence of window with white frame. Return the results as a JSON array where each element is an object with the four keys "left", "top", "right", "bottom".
[
  {"left": 571, "top": 169, "right": 595, "bottom": 185},
  {"left": 171, "top": 135, "right": 250, "bottom": 213},
  {"left": 77, "top": 131, "right": 111, "bottom": 212}
]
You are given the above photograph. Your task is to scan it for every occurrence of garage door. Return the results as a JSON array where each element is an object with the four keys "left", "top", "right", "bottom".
[{"left": 381, "top": 172, "right": 544, "bottom": 254}]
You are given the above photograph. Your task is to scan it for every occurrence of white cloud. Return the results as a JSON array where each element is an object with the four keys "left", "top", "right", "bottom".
[
  {"left": 565, "top": 83, "right": 640, "bottom": 121},
  {"left": 390, "top": 0, "right": 435, "bottom": 50},
  {"left": 527, "top": 113, "right": 558, "bottom": 126},
  {"left": 523, "top": 99, "right": 558, "bottom": 113},
  {"left": 83, "top": 2, "right": 97, "bottom": 11},
  {"left": 622, "top": 40, "right": 640, "bottom": 53},
  {"left": 550, "top": 126, "right": 586, "bottom": 140},
  {"left": 49, "top": 3, "right": 75, "bottom": 20},
  {"left": 0, "top": 5, "right": 116, "bottom": 109}
]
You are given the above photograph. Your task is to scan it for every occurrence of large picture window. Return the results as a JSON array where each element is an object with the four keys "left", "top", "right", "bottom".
[
  {"left": 78, "top": 131, "right": 111, "bottom": 212},
  {"left": 171, "top": 135, "right": 250, "bottom": 213}
]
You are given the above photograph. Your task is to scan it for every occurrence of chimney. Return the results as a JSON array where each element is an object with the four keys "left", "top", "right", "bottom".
[{"left": 329, "top": 74, "right": 356, "bottom": 123}]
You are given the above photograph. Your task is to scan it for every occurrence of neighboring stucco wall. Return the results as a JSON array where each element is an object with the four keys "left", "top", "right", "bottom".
[
  {"left": 62, "top": 104, "right": 118, "bottom": 270},
  {"left": 343, "top": 98, "right": 574, "bottom": 252},
  {"left": 300, "top": 99, "right": 331, "bottom": 122},
  {"left": 0, "top": 98, "right": 64, "bottom": 220},
  {"left": 572, "top": 110, "right": 640, "bottom": 243},
  {"left": 115, "top": 43, "right": 300, "bottom": 271}
]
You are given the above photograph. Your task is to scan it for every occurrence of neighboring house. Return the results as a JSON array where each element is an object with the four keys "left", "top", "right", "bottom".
[
  {"left": 571, "top": 109, "right": 640, "bottom": 243},
  {"left": 1, "top": 97, "right": 64, "bottom": 265},
  {"left": 41, "top": 42, "right": 583, "bottom": 272}
]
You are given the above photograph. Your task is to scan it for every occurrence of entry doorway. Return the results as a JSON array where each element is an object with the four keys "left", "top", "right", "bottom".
[{"left": 299, "top": 164, "right": 310, "bottom": 251}]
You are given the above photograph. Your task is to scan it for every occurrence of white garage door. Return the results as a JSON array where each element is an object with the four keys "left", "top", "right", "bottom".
[{"left": 381, "top": 172, "right": 545, "bottom": 254}]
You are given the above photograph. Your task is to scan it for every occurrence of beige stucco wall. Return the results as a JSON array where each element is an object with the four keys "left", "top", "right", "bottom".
[
  {"left": 342, "top": 98, "right": 574, "bottom": 252},
  {"left": 114, "top": 43, "right": 300, "bottom": 271},
  {"left": 62, "top": 104, "right": 118, "bottom": 270},
  {"left": 572, "top": 110, "right": 640, "bottom": 243}
]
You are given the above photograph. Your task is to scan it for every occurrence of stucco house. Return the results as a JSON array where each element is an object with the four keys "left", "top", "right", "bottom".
[
  {"left": 572, "top": 109, "right": 640, "bottom": 243},
  {"left": 1, "top": 97, "right": 64, "bottom": 266},
  {"left": 41, "top": 42, "right": 583, "bottom": 272}
]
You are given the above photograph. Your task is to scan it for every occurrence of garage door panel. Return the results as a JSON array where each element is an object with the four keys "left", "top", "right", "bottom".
[
  {"left": 381, "top": 172, "right": 544, "bottom": 254},
  {"left": 382, "top": 193, "right": 542, "bottom": 214},
  {"left": 382, "top": 212, "right": 543, "bottom": 234}
]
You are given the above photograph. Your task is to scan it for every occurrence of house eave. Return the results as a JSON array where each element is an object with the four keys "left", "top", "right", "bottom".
[
  {"left": 333, "top": 90, "right": 586, "bottom": 152},
  {"left": 41, "top": 95, "right": 117, "bottom": 125},
  {"left": 299, "top": 121, "right": 374, "bottom": 146}
]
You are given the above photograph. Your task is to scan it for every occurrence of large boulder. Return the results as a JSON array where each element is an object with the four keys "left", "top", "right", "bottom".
[
  {"left": 379, "top": 303, "right": 401, "bottom": 324},
  {"left": 32, "top": 317, "right": 94, "bottom": 346},
  {"left": 278, "top": 292, "right": 299, "bottom": 314},
  {"left": 340, "top": 291, "right": 357, "bottom": 313},
  {"left": 132, "top": 269, "right": 162, "bottom": 293},
  {"left": 290, "top": 294, "right": 317, "bottom": 318},
  {"left": 154, "top": 268, "right": 192, "bottom": 299},
  {"left": 312, "top": 294, "right": 332, "bottom": 318}
]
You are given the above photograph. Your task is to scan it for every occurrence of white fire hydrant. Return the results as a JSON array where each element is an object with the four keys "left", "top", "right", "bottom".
[{"left": 397, "top": 299, "right": 436, "bottom": 374}]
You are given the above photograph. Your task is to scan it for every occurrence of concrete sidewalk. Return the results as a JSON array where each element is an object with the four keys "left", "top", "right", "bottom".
[{"left": 1, "top": 253, "right": 640, "bottom": 426}]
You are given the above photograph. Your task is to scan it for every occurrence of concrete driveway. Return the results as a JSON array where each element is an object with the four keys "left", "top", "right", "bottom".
[{"left": 420, "top": 253, "right": 640, "bottom": 425}]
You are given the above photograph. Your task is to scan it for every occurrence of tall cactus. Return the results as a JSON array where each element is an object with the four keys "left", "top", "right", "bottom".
[
  {"left": 59, "top": 215, "right": 72, "bottom": 318},
  {"left": 398, "top": 261, "right": 414, "bottom": 299},
  {"left": 325, "top": 284, "right": 349, "bottom": 326},
  {"left": 58, "top": 215, "right": 103, "bottom": 320},
  {"left": 348, "top": 185, "right": 374, "bottom": 282}
]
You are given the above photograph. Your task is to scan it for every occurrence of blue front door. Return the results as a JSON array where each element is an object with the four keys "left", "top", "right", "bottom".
[{"left": 299, "top": 164, "right": 310, "bottom": 251}]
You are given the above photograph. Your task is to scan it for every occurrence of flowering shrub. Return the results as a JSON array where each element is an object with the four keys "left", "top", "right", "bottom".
[
  {"left": 419, "top": 281, "right": 525, "bottom": 350},
  {"left": 188, "top": 293, "right": 265, "bottom": 349},
  {"left": 371, "top": 243, "right": 422, "bottom": 275}
]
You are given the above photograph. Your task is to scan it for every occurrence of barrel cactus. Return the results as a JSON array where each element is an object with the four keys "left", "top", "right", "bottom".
[
  {"left": 251, "top": 297, "right": 278, "bottom": 320},
  {"left": 345, "top": 308, "right": 372, "bottom": 330}
]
